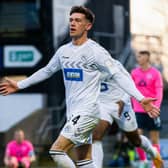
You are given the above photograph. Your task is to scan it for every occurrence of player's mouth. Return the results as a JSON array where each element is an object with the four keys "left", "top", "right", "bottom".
[{"left": 70, "top": 28, "right": 76, "bottom": 33}]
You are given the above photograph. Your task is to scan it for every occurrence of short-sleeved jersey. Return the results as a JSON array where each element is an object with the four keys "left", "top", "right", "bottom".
[
  {"left": 18, "top": 39, "right": 144, "bottom": 119},
  {"left": 131, "top": 67, "right": 163, "bottom": 113},
  {"left": 5, "top": 140, "right": 34, "bottom": 162}
]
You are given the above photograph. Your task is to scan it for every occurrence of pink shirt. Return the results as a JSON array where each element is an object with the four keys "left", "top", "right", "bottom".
[
  {"left": 131, "top": 67, "right": 163, "bottom": 113},
  {"left": 6, "top": 140, "right": 34, "bottom": 161}
]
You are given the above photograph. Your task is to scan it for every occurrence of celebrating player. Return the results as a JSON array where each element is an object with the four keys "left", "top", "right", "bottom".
[{"left": 0, "top": 6, "right": 160, "bottom": 168}]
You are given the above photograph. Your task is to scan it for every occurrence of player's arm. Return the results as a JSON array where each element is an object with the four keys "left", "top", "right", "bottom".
[
  {"left": 154, "top": 70, "right": 163, "bottom": 108},
  {"left": 108, "top": 61, "right": 160, "bottom": 118},
  {"left": 120, "top": 93, "right": 130, "bottom": 104},
  {"left": 95, "top": 52, "right": 143, "bottom": 101},
  {"left": 4, "top": 153, "right": 9, "bottom": 165},
  {"left": 0, "top": 50, "right": 61, "bottom": 95},
  {"left": 25, "top": 142, "right": 36, "bottom": 162},
  {"left": 29, "top": 150, "right": 36, "bottom": 162},
  {"left": 94, "top": 51, "right": 160, "bottom": 118},
  {"left": 4, "top": 145, "right": 11, "bottom": 165}
]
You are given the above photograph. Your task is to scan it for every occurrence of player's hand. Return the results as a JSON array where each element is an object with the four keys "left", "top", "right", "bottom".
[
  {"left": 140, "top": 98, "right": 160, "bottom": 118},
  {"left": 0, "top": 78, "right": 19, "bottom": 96},
  {"left": 116, "top": 100, "right": 124, "bottom": 117}
]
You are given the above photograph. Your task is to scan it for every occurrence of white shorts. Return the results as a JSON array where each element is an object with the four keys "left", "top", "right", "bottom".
[
  {"left": 100, "top": 102, "right": 137, "bottom": 132},
  {"left": 61, "top": 115, "right": 99, "bottom": 146}
]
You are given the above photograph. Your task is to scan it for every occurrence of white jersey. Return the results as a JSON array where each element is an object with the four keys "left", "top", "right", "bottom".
[
  {"left": 100, "top": 61, "right": 131, "bottom": 104},
  {"left": 18, "top": 39, "right": 144, "bottom": 119},
  {"left": 99, "top": 72, "right": 138, "bottom": 131}
]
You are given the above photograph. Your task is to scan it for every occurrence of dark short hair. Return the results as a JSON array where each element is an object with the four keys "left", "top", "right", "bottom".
[
  {"left": 139, "top": 50, "right": 150, "bottom": 56},
  {"left": 70, "top": 6, "right": 95, "bottom": 24}
]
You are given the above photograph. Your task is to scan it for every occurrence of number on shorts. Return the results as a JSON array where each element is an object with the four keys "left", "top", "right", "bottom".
[
  {"left": 72, "top": 115, "right": 80, "bottom": 125},
  {"left": 123, "top": 111, "right": 131, "bottom": 121}
]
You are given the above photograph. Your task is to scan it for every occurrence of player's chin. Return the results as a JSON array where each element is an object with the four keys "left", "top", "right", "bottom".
[{"left": 69, "top": 32, "right": 76, "bottom": 37}]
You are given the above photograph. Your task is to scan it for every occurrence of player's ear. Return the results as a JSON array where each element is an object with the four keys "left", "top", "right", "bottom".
[{"left": 86, "top": 22, "right": 92, "bottom": 31}]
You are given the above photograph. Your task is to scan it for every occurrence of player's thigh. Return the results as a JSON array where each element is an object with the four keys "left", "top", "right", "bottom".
[
  {"left": 20, "top": 157, "right": 31, "bottom": 168},
  {"left": 50, "top": 135, "right": 74, "bottom": 152},
  {"left": 6, "top": 157, "right": 19, "bottom": 167},
  {"left": 75, "top": 144, "right": 92, "bottom": 160},
  {"left": 99, "top": 102, "right": 116, "bottom": 125},
  {"left": 61, "top": 115, "right": 99, "bottom": 146},
  {"left": 93, "top": 119, "right": 110, "bottom": 141}
]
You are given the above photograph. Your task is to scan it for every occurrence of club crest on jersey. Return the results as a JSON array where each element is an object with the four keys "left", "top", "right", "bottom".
[
  {"left": 100, "top": 82, "right": 108, "bottom": 92},
  {"left": 64, "top": 68, "right": 83, "bottom": 81}
]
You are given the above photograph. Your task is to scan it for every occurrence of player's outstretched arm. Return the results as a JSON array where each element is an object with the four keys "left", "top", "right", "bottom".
[
  {"left": 96, "top": 58, "right": 160, "bottom": 118},
  {"left": 140, "top": 97, "right": 160, "bottom": 118},
  {"left": 0, "top": 78, "right": 19, "bottom": 95}
]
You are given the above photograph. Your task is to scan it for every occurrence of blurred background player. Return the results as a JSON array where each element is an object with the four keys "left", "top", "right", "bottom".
[
  {"left": 131, "top": 50, "right": 163, "bottom": 167},
  {"left": 92, "top": 61, "right": 164, "bottom": 168},
  {"left": 107, "top": 132, "right": 135, "bottom": 167},
  {"left": 4, "top": 129, "right": 36, "bottom": 168}
]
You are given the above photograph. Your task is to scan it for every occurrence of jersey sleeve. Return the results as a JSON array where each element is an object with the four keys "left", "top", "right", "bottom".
[
  {"left": 120, "top": 93, "right": 131, "bottom": 104},
  {"left": 17, "top": 48, "right": 62, "bottom": 89},
  {"left": 94, "top": 50, "right": 144, "bottom": 101},
  {"left": 154, "top": 70, "right": 163, "bottom": 108},
  {"left": 26, "top": 141, "right": 35, "bottom": 157}
]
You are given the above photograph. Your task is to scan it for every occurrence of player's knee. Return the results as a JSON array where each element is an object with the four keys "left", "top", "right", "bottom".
[
  {"left": 49, "top": 150, "right": 65, "bottom": 163},
  {"left": 6, "top": 157, "right": 18, "bottom": 167},
  {"left": 50, "top": 140, "right": 66, "bottom": 151},
  {"left": 150, "top": 134, "right": 159, "bottom": 144},
  {"left": 93, "top": 130, "right": 103, "bottom": 141},
  {"left": 93, "top": 134, "right": 102, "bottom": 141},
  {"left": 49, "top": 150, "right": 76, "bottom": 168},
  {"left": 21, "top": 157, "right": 31, "bottom": 168},
  {"left": 127, "top": 134, "right": 141, "bottom": 147},
  {"left": 151, "top": 138, "right": 159, "bottom": 144},
  {"left": 131, "top": 137, "right": 141, "bottom": 147},
  {"left": 50, "top": 144, "right": 61, "bottom": 151}
]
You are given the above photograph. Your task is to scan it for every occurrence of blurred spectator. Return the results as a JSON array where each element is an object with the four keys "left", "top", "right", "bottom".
[
  {"left": 152, "top": 54, "right": 163, "bottom": 73},
  {"left": 107, "top": 132, "right": 135, "bottom": 167},
  {"left": 131, "top": 50, "right": 163, "bottom": 167},
  {"left": 4, "top": 129, "right": 36, "bottom": 168}
]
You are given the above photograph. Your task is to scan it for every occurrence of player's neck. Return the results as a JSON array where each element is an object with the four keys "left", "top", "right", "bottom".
[
  {"left": 16, "top": 141, "right": 23, "bottom": 144},
  {"left": 72, "top": 35, "right": 88, "bottom": 46},
  {"left": 140, "top": 63, "right": 151, "bottom": 70}
]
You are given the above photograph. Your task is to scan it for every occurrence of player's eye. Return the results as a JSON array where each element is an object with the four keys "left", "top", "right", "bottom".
[
  {"left": 69, "top": 18, "right": 73, "bottom": 22},
  {"left": 75, "top": 18, "right": 81, "bottom": 22}
]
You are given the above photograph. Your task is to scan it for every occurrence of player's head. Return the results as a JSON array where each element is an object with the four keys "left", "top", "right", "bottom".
[
  {"left": 136, "top": 50, "right": 150, "bottom": 65},
  {"left": 14, "top": 129, "right": 25, "bottom": 143},
  {"left": 69, "top": 6, "right": 95, "bottom": 38}
]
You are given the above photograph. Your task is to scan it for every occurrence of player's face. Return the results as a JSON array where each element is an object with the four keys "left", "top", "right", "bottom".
[
  {"left": 14, "top": 130, "right": 25, "bottom": 143},
  {"left": 69, "top": 13, "right": 92, "bottom": 38},
  {"left": 136, "top": 54, "right": 149, "bottom": 66}
]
